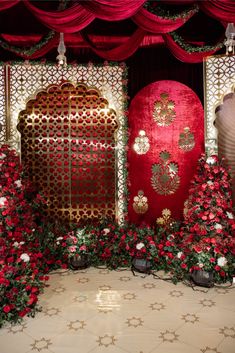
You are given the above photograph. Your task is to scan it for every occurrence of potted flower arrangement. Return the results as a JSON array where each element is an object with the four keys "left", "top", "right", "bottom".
[{"left": 57, "top": 228, "right": 92, "bottom": 270}]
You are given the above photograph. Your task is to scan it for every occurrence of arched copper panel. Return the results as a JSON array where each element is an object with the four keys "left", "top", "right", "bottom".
[{"left": 17, "top": 82, "right": 118, "bottom": 223}]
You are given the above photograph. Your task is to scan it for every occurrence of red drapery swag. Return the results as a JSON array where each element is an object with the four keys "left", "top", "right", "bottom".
[{"left": 0, "top": 0, "right": 234, "bottom": 62}]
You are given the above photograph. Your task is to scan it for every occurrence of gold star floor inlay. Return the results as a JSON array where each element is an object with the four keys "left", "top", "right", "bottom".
[{"left": 0, "top": 268, "right": 234, "bottom": 353}]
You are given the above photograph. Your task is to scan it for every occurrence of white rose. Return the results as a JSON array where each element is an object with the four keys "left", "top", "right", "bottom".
[
  {"left": 56, "top": 236, "right": 63, "bottom": 241},
  {"left": 177, "top": 252, "right": 183, "bottom": 259},
  {"left": 226, "top": 212, "right": 234, "bottom": 219},
  {"left": 214, "top": 223, "right": 222, "bottom": 229},
  {"left": 20, "top": 253, "right": 30, "bottom": 262},
  {"left": 103, "top": 228, "right": 110, "bottom": 235},
  {"left": 14, "top": 180, "right": 22, "bottom": 188},
  {"left": 0, "top": 153, "right": 6, "bottom": 159},
  {"left": 13, "top": 241, "right": 19, "bottom": 247},
  {"left": 136, "top": 242, "right": 145, "bottom": 250},
  {"left": 217, "top": 257, "right": 227, "bottom": 267},
  {"left": 206, "top": 156, "right": 216, "bottom": 165},
  {"left": 207, "top": 181, "right": 213, "bottom": 185},
  {"left": 0, "top": 197, "right": 7, "bottom": 207}
]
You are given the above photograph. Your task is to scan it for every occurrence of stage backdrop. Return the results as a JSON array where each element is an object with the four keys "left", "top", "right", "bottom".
[{"left": 128, "top": 80, "right": 204, "bottom": 225}]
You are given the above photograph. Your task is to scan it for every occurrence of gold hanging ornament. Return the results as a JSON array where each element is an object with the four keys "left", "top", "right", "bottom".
[
  {"left": 151, "top": 151, "right": 180, "bottom": 195},
  {"left": 133, "top": 130, "right": 150, "bottom": 155},
  {"left": 133, "top": 190, "right": 148, "bottom": 214},
  {"left": 153, "top": 93, "right": 176, "bottom": 126},
  {"left": 178, "top": 127, "right": 195, "bottom": 151}
]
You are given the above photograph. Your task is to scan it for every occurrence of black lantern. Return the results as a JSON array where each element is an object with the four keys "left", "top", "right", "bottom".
[
  {"left": 68, "top": 254, "right": 90, "bottom": 270},
  {"left": 132, "top": 258, "right": 152, "bottom": 274},
  {"left": 191, "top": 270, "right": 214, "bottom": 288}
]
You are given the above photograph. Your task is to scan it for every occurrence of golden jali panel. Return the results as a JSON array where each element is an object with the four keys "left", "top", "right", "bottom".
[
  {"left": 17, "top": 82, "right": 118, "bottom": 223},
  {"left": 1, "top": 63, "right": 126, "bottom": 223},
  {"left": 153, "top": 92, "right": 176, "bottom": 127}
]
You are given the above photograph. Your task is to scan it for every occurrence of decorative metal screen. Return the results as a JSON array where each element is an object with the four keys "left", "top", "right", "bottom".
[
  {"left": 204, "top": 54, "right": 235, "bottom": 155},
  {"left": 18, "top": 82, "right": 118, "bottom": 223},
  {"left": 0, "top": 62, "right": 127, "bottom": 223}
]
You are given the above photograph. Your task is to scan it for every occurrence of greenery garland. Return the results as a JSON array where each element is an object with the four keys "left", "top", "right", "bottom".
[
  {"left": 170, "top": 31, "right": 224, "bottom": 53},
  {"left": 0, "top": 31, "right": 56, "bottom": 57},
  {"left": 144, "top": 1, "right": 199, "bottom": 20}
]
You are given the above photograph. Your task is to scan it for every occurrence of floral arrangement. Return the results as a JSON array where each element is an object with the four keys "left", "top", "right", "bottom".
[
  {"left": 55, "top": 221, "right": 159, "bottom": 270},
  {"left": 1, "top": 146, "right": 235, "bottom": 328},
  {"left": 0, "top": 145, "right": 51, "bottom": 328},
  {"left": 175, "top": 154, "right": 235, "bottom": 283}
]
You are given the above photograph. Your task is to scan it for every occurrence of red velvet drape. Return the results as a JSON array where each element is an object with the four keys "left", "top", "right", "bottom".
[
  {"left": 80, "top": 28, "right": 146, "bottom": 61},
  {"left": 0, "top": 0, "right": 19, "bottom": 11},
  {"left": 200, "top": 0, "right": 235, "bottom": 22},
  {"left": 0, "top": 0, "right": 233, "bottom": 62},
  {"left": 163, "top": 34, "right": 221, "bottom": 63},
  {"left": 80, "top": 0, "right": 146, "bottom": 20},
  {"left": 132, "top": 6, "right": 197, "bottom": 33},
  {"left": 24, "top": 1, "right": 95, "bottom": 33}
]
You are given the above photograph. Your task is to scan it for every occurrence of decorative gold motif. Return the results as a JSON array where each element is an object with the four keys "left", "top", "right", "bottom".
[
  {"left": 77, "top": 277, "right": 90, "bottom": 284},
  {"left": 178, "top": 127, "right": 195, "bottom": 151},
  {"left": 219, "top": 326, "right": 235, "bottom": 338},
  {"left": 133, "top": 130, "right": 150, "bottom": 155},
  {"left": 42, "top": 307, "right": 61, "bottom": 317},
  {"left": 199, "top": 299, "right": 215, "bottom": 307},
  {"left": 125, "top": 317, "right": 144, "bottom": 328},
  {"left": 159, "top": 330, "right": 179, "bottom": 343},
  {"left": 151, "top": 151, "right": 180, "bottom": 195},
  {"left": 18, "top": 82, "right": 118, "bottom": 223},
  {"left": 181, "top": 313, "right": 199, "bottom": 324},
  {"left": 143, "top": 283, "right": 156, "bottom": 289},
  {"left": 122, "top": 292, "right": 136, "bottom": 300},
  {"left": 30, "top": 338, "right": 52, "bottom": 352},
  {"left": 153, "top": 92, "right": 176, "bottom": 126},
  {"left": 169, "top": 290, "right": 183, "bottom": 298},
  {"left": 97, "top": 334, "right": 117, "bottom": 347},
  {"left": 133, "top": 190, "right": 148, "bottom": 214},
  {"left": 149, "top": 302, "right": 166, "bottom": 311},
  {"left": 68, "top": 320, "right": 86, "bottom": 331},
  {"left": 156, "top": 208, "right": 175, "bottom": 229}
]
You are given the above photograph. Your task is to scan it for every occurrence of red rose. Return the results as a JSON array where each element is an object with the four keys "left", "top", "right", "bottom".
[{"left": 3, "top": 305, "right": 11, "bottom": 313}]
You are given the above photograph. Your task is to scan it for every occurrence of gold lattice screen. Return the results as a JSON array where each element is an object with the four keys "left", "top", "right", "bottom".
[
  {"left": 18, "top": 82, "right": 118, "bottom": 223},
  {"left": 0, "top": 63, "right": 127, "bottom": 223}
]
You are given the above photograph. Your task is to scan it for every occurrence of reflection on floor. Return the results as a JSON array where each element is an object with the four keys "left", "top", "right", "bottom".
[{"left": 0, "top": 268, "right": 235, "bottom": 353}]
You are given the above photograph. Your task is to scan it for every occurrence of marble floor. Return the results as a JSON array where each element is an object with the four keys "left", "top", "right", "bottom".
[{"left": 0, "top": 267, "right": 235, "bottom": 353}]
